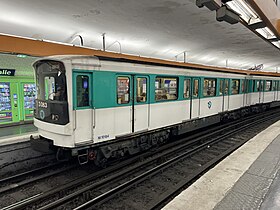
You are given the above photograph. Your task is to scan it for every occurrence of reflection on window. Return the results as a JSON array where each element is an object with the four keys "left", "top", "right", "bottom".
[
  {"left": 155, "top": 77, "right": 177, "bottom": 101},
  {"left": 203, "top": 78, "right": 216, "bottom": 97},
  {"left": 117, "top": 77, "right": 130, "bottom": 104},
  {"left": 265, "top": 81, "right": 272, "bottom": 91},
  {"left": 193, "top": 79, "right": 199, "bottom": 98},
  {"left": 76, "top": 75, "right": 89, "bottom": 107},
  {"left": 184, "top": 79, "right": 190, "bottom": 98},
  {"left": 231, "top": 79, "right": 239, "bottom": 95},
  {"left": 136, "top": 78, "right": 147, "bottom": 103}
]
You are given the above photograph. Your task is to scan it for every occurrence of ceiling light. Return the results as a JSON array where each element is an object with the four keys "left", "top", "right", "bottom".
[
  {"left": 272, "top": 41, "right": 280, "bottom": 48},
  {"left": 225, "top": 0, "right": 259, "bottom": 23},
  {"left": 256, "top": 27, "right": 276, "bottom": 39}
]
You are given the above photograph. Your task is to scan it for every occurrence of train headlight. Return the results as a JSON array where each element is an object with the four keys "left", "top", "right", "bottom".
[{"left": 51, "top": 114, "right": 59, "bottom": 121}]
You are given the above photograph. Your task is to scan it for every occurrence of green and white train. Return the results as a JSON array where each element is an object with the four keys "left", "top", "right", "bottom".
[{"left": 31, "top": 55, "right": 280, "bottom": 165}]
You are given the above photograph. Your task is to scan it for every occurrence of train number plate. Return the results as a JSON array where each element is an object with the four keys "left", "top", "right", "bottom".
[{"left": 38, "top": 101, "right": 48, "bottom": 108}]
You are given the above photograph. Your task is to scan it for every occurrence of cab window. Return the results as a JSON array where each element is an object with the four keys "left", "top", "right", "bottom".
[
  {"left": 155, "top": 77, "right": 178, "bottom": 101},
  {"left": 203, "top": 78, "right": 216, "bottom": 97},
  {"left": 117, "top": 77, "right": 130, "bottom": 104}
]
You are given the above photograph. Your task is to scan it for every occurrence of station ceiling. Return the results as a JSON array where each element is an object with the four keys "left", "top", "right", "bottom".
[{"left": 1, "top": 0, "right": 280, "bottom": 72}]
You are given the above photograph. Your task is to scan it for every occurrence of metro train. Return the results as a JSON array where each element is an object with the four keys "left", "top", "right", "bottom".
[{"left": 30, "top": 55, "right": 280, "bottom": 166}]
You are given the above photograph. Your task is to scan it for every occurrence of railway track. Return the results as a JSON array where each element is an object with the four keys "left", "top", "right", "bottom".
[{"left": 3, "top": 108, "right": 280, "bottom": 210}]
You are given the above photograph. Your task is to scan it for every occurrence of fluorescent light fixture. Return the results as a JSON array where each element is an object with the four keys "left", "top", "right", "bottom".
[
  {"left": 256, "top": 27, "right": 276, "bottom": 39},
  {"left": 272, "top": 41, "right": 280, "bottom": 48},
  {"left": 226, "top": 0, "right": 259, "bottom": 23}
]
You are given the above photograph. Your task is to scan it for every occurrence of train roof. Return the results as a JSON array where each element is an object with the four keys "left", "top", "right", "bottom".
[{"left": 37, "top": 52, "right": 280, "bottom": 78}]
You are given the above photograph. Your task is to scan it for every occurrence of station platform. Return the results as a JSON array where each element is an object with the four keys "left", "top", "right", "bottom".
[
  {"left": 162, "top": 120, "right": 280, "bottom": 210},
  {"left": 0, "top": 124, "right": 38, "bottom": 146}
]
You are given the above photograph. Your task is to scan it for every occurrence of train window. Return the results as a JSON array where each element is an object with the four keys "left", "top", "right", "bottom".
[
  {"left": 155, "top": 77, "right": 177, "bottom": 101},
  {"left": 76, "top": 75, "right": 89, "bottom": 107},
  {"left": 241, "top": 80, "right": 245, "bottom": 93},
  {"left": 273, "top": 81, "right": 277, "bottom": 91},
  {"left": 136, "top": 78, "right": 147, "bottom": 103},
  {"left": 203, "top": 78, "right": 216, "bottom": 97},
  {"left": 219, "top": 80, "right": 223, "bottom": 96},
  {"left": 117, "top": 77, "right": 130, "bottom": 104},
  {"left": 183, "top": 79, "right": 190, "bottom": 98},
  {"left": 256, "top": 80, "right": 260, "bottom": 91},
  {"left": 265, "top": 81, "right": 272, "bottom": 91},
  {"left": 231, "top": 79, "right": 239, "bottom": 95},
  {"left": 278, "top": 81, "right": 280, "bottom": 91},
  {"left": 193, "top": 79, "right": 199, "bottom": 98}
]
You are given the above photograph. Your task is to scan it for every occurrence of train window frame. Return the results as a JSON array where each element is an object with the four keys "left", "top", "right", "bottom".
[
  {"left": 155, "top": 76, "right": 178, "bottom": 102},
  {"left": 183, "top": 78, "right": 191, "bottom": 99},
  {"left": 231, "top": 79, "right": 240, "bottom": 95},
  {"left": 117, "top": 76, "right": 130, "bottom": 104},
  {"left": 203, "top": 78, "right": 216, "bottom": 97}
]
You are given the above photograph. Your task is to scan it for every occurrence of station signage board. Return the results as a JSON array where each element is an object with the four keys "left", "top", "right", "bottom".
[{"left": 0, "top": 69, "right": 16, "bottom": 76}]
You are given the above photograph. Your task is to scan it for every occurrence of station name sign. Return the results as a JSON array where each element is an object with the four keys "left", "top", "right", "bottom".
[{"left": 0, "top": 69, "right": 16, "bottom": 76}]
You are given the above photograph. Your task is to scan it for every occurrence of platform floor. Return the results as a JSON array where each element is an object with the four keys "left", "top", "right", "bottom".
[
  {"left": 0, "top": 124, "right": 38, "bottom": 146},
  {"left": 162, "top": 120, "right": 280, "bottom": 210}
]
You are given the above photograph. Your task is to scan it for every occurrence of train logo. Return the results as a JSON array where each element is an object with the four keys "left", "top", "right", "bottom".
[
  {"left": 208, "top": 101, "right": 212, "bottom": 109},
  {"left": 39, "top": 110, "right": 45, "bottom": 120}
]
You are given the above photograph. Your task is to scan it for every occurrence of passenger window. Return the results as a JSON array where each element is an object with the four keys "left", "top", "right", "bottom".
[
  {"left": 278, "top": 81, "right": 280, "bottom": 91},
  {"left": 265, "top": 81, "right": 272, "bottom": 91},
  {"left": 219, "top": 80, "right": 223, "bottom": 96},
  {"left": 256, "top": 80, "right": 260, "bottom": 91},
  {"left": 136, "top": 78, "right": 147, "bottom": 103},
  {"left": 231, "top": 79, "right": 239, "bottom": 95},
  {"left": 273, "top": 81, "right": 277, "bottom": 91},
  {"left": 241, "top": 80, "right": 245, "bottom": 93},
  {"left": 117, "top": 77, "right": 130, "bottom": 104},
  {"left": 224, "top": 80, "right": 229, "bottom": 95},
  {"left": 183, "top": 79, "right": 190, "bottom": 98},
  {"left": 203, "top": 78, "right": 216, "bottom": 97},
  {"left": 193, "top": 79, "right": 199, "bottom": 98},
  {"left": 76, "top": 75, "right": 89, "bottom": 107},
  {"left": 155, "top": 77, "right": 177, "bottom": 101}
]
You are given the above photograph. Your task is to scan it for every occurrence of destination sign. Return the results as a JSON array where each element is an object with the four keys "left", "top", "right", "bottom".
[{"left": 0, "top": 69, "right": 16, "bottom": 76}]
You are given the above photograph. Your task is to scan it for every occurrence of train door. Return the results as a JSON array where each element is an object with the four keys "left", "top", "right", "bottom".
[
  {"left": 245, "top": 79, "right": 251, "bottom": 106},
  {"left": 191, "top": 78, "right": 200, "bottom": 118},
  {"left": 73, "top": 72, "right": 94, "bottom": 145},
  {"left": 221, "top": 79, "right": 229, "bottom": 112},
  {"left": 133, "top": 76, "right": 149, "bottom": 132}
]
